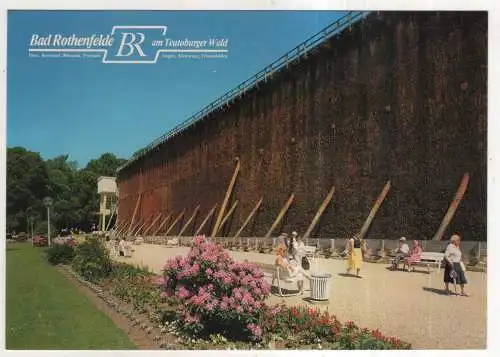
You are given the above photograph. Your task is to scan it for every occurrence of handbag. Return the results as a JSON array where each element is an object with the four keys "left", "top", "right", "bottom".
[{"left": 301, "top": 256, "right": 310, "bottom": 270}]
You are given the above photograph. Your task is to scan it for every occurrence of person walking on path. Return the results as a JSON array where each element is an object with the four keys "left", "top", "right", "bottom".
[
  {"left": 291, "top": 231, "right": 304, "bottom": 261},
  {"left": 346, "top": 235, "right": 363, "bottom": 278},
  {"left": 291, "top": 231, "right": 309, "bottom": 270},
  {"left": 444, "top": 234, "right": 469, "bottom": 296}
]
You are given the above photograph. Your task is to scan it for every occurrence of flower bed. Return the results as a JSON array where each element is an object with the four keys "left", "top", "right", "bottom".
[
  {"left": 259, "top": 304, "right": 409, "bottom": 349},
  {"left": 52, "top": 235, "right": 411, "bottom": 350},
  {"left": 104, "top": 262, "right": 161, "bottom": 313},
  {"left": 154, "top": 235, "right": 411, "bottom": 349},
  {"left": 33, "top": 236, "right": 48, "bottom": 247}
]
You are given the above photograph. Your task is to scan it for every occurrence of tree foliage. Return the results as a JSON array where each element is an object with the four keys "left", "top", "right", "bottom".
[{"left": 6, "top": 147, "right": 126, "bottom": 234}]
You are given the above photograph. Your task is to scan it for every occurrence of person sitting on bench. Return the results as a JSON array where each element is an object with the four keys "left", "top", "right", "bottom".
[
  {"left": 391, "top": 237, "right": 410, "bottom": 269},
  {"left": 275, "top": 244, "right": 311, "bottom": 294},
  {"left": 403, "top": 240, "right": 423, "bottom": 271},
  {"left": 118, "top": 238, "right": 132, "bottom": 257}
]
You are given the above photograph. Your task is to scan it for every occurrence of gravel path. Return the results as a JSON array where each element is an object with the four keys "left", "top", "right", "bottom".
[{"left": 113, "top": 243, "right": 487, "bottom": 349}]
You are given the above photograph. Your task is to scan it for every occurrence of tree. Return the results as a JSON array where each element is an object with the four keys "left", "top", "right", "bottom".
[
  {"left": 45, "top": 155, "right": 79, "bottom": 231},
  {"left": 6, "top": 147, "right": 49, "bottom": 233},
  {"left": 85, "top": 153, "right": 126, "bottom": 176},
  {"left": 6, "top": 148, "right": 127, "bottom": 234}
]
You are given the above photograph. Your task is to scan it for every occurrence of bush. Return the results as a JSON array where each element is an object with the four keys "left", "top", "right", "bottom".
[
  {"left": 46, "top": 241, "right": 75, "bottom": 265},
  {"left": 72, "top": 236, "right": 112, "bottom": 283},
  {"left": 106, "top": 262, "right": 161, "bottom": 313},
  {"left": 33, "top": 236, "right": 48, "bottom": 247},
  {"left": 110, "top": 262, "right": 153, "bottom": 279},
  {"left": 157, "top": 235, "right": 270, "bottom": 341}
]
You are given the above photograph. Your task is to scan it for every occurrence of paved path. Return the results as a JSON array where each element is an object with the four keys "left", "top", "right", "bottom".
[{"left": 113, "top": 243, "right": 487, "bottom": 349}]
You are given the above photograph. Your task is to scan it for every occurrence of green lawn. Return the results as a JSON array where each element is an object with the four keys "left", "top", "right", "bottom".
[{"left": 6, "top": 243, "right": 136, "bottom": 349}]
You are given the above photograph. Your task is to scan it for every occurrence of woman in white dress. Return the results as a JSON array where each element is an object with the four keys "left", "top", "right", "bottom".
[{"left": 275, "top": 244, "right": 310, "bottom": 294}]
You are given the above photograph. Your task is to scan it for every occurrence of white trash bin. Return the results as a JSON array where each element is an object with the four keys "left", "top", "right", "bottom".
[{"left": 310, "top": 273, "right": 332, "bottom": 301}]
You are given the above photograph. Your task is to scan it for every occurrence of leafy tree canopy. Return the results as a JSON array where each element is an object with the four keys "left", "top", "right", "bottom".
[{"left": 6, "top": 147, "right": 126, "bottom": 235}]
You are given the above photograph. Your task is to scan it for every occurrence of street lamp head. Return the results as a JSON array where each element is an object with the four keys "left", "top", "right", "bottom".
[{"left": 43, "top": 197, "right": 53, "bottom": 207}]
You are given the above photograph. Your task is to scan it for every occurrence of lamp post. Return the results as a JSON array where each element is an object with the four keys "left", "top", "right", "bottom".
[
  {"left": 43, "top": 197, "right": 53, "bottom": 246},
  {"left": 26, "top": 206, "right": 33, "bottom": 245},
  {"left": 30, "top": 218, "right": 34, "bottom": 242}
]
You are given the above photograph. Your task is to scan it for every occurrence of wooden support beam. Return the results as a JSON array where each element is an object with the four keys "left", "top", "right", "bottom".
[
  {"left": 108, "top": 221, "right": 117, "bottom": 233},
  {"left": 113, "top": 200, "right": 120, "bottom": 231},
  {"left": 358, "top": 180, "right": 391, "bottom": 240},
  {"left": 105, "top": 202, "right": 117, "bottom": 232},
  {"left": 133, "top": 216, "right": 151, "bottom": 236},
  {"left": 303, "top": 187, "right": 335, "bottom": 239},
  {"left": 125, "top": 221, "right": 137, "bottom": 236},
  {"left": 178, "top": 205, "right": 200, "bottom": 236},
  {"left": 215, "top": 200, "right": 238, "bottom": 236},
  {"left": 129, "top": 221, "right": 143, "bottom": 237},
  {"left": 130, "top": 220, "right": 144, "bottom": 237},
  {"left": 129, "top": 221, "right": 142, "bottom": 237},
  {"left": 165, "top": 210, "right": 185, "bottom": 236},
  {"left": 127, "top": 193, "right": 142, "bottom": 235},
  {"left": 143, "top": 213, "right": 162, "bottom": 236},
  {"left": 153, "top": 212, "right": 172, "bottom": 236},
  {"left": 194, "top": 204, "right": 218, "bottom": 236},
  {"left": 122, "top": 222, "right": 141, "bottom": 238},
  {"left": 115, "top": 227, "right": 124, "bottom": 238},
  {"left": 211, "top": 159, "right": 241, "bottom": 237},
  {"left": 114, "top": 223, "right": 124, "bottom": 237},
  {"left": 265, "top": 193, "right": 295, "bottom": 238},
  {"left": 118, "top": 218, "right": 131, "bottom": 237},
  {"left": 234, "top": 198, "right": 263, "bottom": 239},
  {"left": 433, "top": 173, "right": 470, "bottom": 241}
]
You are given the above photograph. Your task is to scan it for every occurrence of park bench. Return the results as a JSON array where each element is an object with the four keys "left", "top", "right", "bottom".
[
  {"left": 417, "top": 252, "right": 445, "bottom": 272},
  {"left": 166, "top": 237, "right": 179, "bottom": 247},
  {"left": 133, "top": 236, "right": 144, "bottom": 245},
  {"left": 109, "top": 239, "right": 134, "bottom": 257},
  {"left": 390, "top": 251, "right": 444, "bottom": 273}
]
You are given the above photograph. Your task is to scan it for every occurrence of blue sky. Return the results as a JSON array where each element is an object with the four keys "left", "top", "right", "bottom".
[{"left": 7, "top": 10, "right": 348, "bottom": 167}]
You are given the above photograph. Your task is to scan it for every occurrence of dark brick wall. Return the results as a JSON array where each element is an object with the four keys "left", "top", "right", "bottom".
[{"left": 118, "top": 11, "right": 487, "bottom": 241}]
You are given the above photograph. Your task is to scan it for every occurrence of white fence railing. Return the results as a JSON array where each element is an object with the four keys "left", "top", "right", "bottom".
[{"left": 130, "top": 235, "right": 487, "bottom": 262}]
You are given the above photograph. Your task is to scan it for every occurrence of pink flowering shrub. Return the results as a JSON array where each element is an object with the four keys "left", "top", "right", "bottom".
[{"left": 157, "top": 235, "right": 270, "bottom": 341}]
